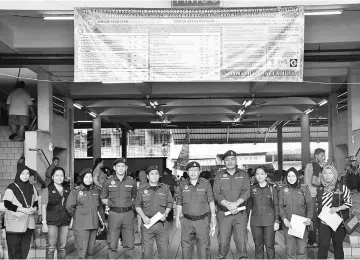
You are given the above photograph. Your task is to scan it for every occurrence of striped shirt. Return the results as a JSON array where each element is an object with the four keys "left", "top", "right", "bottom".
[{"left": 320, "top": 184, "right": 352, "bottom": 209}]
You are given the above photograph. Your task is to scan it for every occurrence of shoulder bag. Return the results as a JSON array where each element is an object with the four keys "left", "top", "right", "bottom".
[
  {"left": 338, "top": 186, "right": 360, "bottom": 234},
  {"left": 5, "top": 183, "right": 32, "bottom": 234}
]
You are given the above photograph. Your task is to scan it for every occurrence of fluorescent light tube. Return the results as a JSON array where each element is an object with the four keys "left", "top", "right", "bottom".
[
  {"left": 305, "top": 10, "right": 342, "bottom": 16},
  {"left": 73, "top": 103, "right": 83, "bottom": 109},
  {"left": 304, "top": 109, "right": 314, "bottom": 114},
  {"left": 43, "top": 16, "right": 74, "bottom": 20},
  {"left": 75, "top": 121, "right": 92, "bottom": 123},
  {"left": 318, "top": 99, "right": 328, "bottom": 106},
  {"left": 150, "top": 121, "right": 171, "bottom": 124},
  {"left": 89, "top": 112, "right": 97, "bottom": 118}
]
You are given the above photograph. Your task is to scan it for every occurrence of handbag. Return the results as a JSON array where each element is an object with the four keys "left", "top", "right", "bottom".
[
  {"left": 5, "top": 183, "right": 32, "bottom": 234},
  {"left": 338, "top": 187, "right": 360, "bottom": 234}
]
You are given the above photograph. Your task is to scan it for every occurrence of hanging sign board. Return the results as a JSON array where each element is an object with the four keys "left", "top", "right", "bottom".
[
  {"left": 74, "top": 7, "right": 304, "bottom": 83},
  {"left": 172, "top": 0, "right": 221, "bottom": 8}
]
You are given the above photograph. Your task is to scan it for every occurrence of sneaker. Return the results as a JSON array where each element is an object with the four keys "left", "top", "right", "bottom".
[{"left": 9, "top": 133, "right": 17, "bottom": 140}]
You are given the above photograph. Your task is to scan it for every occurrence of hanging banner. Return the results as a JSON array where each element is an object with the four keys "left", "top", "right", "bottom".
[{"left": 74, "top": 7, "right": 304, "bottom": 83}]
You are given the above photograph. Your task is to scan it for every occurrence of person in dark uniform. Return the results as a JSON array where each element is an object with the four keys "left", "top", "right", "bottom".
[
  {"left": 213, "top": 150, "right": 251, "bottom": 259},
  {"left": 41, "top": 167, "right": 71, "bottom": 259},
  {"left": 176, "top": 161, "right": 216, "bottom": 259},
  {"left": 247, "top": 166, "right": 280, "bottom": 259},
  {"left": 100, "top": 158, "right": 137, "bottom": 259},
  {"left": 160, "top": 168, "right": 177, "bottom": 222},
  {"left": 65, "top": 168, "right": 105, "bottom": 259},
  {"left": 135, "top": 165, "right": 173, "bottom": 259},
  {"left": 279, "top": 167, "right": 313, "bottom": 259}
]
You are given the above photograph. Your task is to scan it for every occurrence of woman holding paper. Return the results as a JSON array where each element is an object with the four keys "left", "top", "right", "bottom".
[
  {"left": 316, "top": 164, "right": 352, "bottom": 259},
  {"left": 247, "top": 166, "right": 280, "bottom": 259},
  {"left": 65, "top": 168, "right": 105, "bottom": 259},
  {"left": 279, "top": 167, "right": 313, "bottom": 259}
]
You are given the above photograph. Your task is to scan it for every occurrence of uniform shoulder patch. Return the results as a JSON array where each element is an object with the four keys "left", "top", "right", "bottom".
[{"left": 138, "top": 184, "right": 147, "bottom": 190}]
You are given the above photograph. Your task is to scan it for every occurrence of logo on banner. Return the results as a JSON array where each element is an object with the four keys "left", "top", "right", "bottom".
[{"left": 290, "top": 59, "right": 298, "bottom": 67}]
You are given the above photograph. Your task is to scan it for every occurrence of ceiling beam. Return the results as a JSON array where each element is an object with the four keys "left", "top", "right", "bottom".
[{"left": 250, "top": 82, "right": 267, "bottom": 93}]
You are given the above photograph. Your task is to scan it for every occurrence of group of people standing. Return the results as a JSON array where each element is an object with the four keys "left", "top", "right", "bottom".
[{"left": 2, "top": 148, "right": 354, "bottom": 259}]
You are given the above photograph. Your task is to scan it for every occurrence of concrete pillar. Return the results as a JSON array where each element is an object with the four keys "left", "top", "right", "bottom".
[
  {"left": 328, "top": 93, "right": 337, "bottom": 165},
  {"left": 92, "top": 116, "right": 101, "bottom": 164},
  {"left": 65, "top": 97, "right": 75, "bottom": 186},
  {"left": 121, "top": 128, "right": 128, "bottom": 158},
  {"left": 277, "top": 125, "right": 283, "bottom": 171},
  {"left": 37, "top": 74, "right": 53, "bottom": 134},
  {"left": 347, "top": 66, "right": 360, "bottom": 157},
  {"left": 301, "top": 114, "right": 311, "bottom": 169}
]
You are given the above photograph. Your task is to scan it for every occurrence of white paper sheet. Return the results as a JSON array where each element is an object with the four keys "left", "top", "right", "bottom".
[
  {"left": 144, "top": 212, "right": 164, "bottom": 229},
  {"left": 318, "top": 205, "right": 343, "bottom": 231},
  {"left": 224, "top": 206, "right": 246, "bottom": 216},
  {"left": 288, "top": 214, "right": 307, "bottom": 239}
]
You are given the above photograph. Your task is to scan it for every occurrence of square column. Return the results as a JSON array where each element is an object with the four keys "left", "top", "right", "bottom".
[
  {"left": 301, "top": 114, "right": 310, "bottom": 168},
  {"left": 347, "top": 66, "right": 360, "bottom": 157},
  {"left": 276, "top": 125, "right": 283, "bottom": 171},
  {"left": 92, "top": 116, "right": 101, "bottom": 164}
]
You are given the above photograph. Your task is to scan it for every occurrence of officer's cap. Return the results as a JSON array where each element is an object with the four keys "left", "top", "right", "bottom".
[
  {"left": 79, "top": 168, "right": 92, "bottom": 178},
  {"left": 113, "top": 158, "right": 127, "bottom": 166},
  {"left": 146, "top": 165, "right": 159, "bottom": 175},
  {"left": 222, "top": 150, "right": 237, "bottom": 160},
  {"left": 349, "top": 156, "right": 357, "bottom": 161},
  {"left": 186, "top": 161, "right": 200, "bottom": 171}
]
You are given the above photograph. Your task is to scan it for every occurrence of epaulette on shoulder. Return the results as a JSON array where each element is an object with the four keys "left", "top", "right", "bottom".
[
  {"left": 160, "top": 183, "right": 169, "bottom": 188},
  {"left": 200, "top": 177, "right": 209, "bottom": 182},
  {"left": 73, "top": 186, "right": 80, "bottom": 190}
]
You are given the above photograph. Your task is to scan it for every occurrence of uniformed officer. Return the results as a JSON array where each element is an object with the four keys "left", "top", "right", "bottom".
[
  {"left": 247, "top": 166, "right": 280, "bottom": 259},
  {"left": 100, "top": 158, "right": 137, "bottom": 259},
  {"left": 279, "top": 167, "right": 313, "bottom": 259},
  {"left": 65, "top": 168, "right": 105, "bottom": 259},
  {"left": 176, "top": 161, "right": 216, "bottom": 259},
  {"left": 135, "top": 165, "right": 173, "bottom": 259},
  {"left": 213, "top": 150, "right": 250, "bottom": 259}
]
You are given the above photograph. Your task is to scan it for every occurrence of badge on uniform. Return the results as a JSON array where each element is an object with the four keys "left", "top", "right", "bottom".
[
  {"left": 184, "top": 185, "right": 188, "bottom": 189},
  {"left": 52, "top": 190, "right": 56, "bottom": 193},
  {"left": 223, "top": 174, "right": 227, "bottom": 177},
  {"left": 79, "top": 191, "right": 83, "bottom": 197},
  {"left": 252, "top": 188, "right": 257, "bottom": 195},
  {"left": 144, "top": 190, "right": 148, "bottom": 194},
  {"left": 111, "top": 180, "right": 115, "bottom": 185},
  {"left": 284, "top": 188, "right": 289, "bottom": 193}
]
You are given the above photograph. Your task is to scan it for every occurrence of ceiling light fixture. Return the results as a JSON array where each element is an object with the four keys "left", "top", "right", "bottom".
[
  {"left": 318, "top": 99, "right": 328, "bottom": 106},
  {"left": 305, "top": 10, "right": 342, "bottom": 16},
  {"left": 43, "top": 16, "right": 74, "bottom": 20},
  {"left": 73, "top": 103, "right": 83, "bottom": 109},
  {"left": 150, "top": 120, "right": 171, "bottom": 124},
  {"left": 75, "top": 120, "right": 93, "bottom": 123},
  {"left": 245, "top": 100, "right": 253, "bottom": 107},
  {"left": 304, "top": 108, "right": 314, "bottom": 114},
  {"left": 88, "top": 112, "right": 97, "bottom": 118}
]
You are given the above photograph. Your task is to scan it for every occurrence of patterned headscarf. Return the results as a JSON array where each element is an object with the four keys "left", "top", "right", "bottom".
[{"left": 320, "top": 164, "right": 338, "bottom": 192}]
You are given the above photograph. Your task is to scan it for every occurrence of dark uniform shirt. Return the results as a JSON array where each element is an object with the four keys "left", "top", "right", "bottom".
[
  {"left": 279, "top": 184, "right": 313, "bottom": 221},
  {"left": 100, "top": 174, "right": 137, "bottom": 208},
  {"left": 247, "top": 183, "right": 280, "bottom": 226},
  {"left": 213, "top": 169, "right": 250, "bottom": 209},
  {"left": 177, "top": 177, "right": 214, "bottom": 216},
  {"left": 135, "top": 183, "right": 174, "bottom": 218},
  {"left": 65, "top": 185, "right": 105, "bottom": 230}
]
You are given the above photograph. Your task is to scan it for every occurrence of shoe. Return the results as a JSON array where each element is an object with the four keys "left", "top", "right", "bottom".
[
  {"left": 9, "top": 133, "right": 17, "bottom": 140},
  {"left": 307, "top": 242, "right": 318, "bottom": 248}
]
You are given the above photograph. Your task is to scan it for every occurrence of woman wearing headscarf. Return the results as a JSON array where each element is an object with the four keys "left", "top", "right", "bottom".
[
  {"left": 92, "top": 158, "right": 107, "bottom": 189},
  {"left": 65, "top": 168, "right": 105, "bottom": 259},
  {"left": 317, "top": 164, "right": 353, "bottom": 259},
  {"left": 247, "top": 166, "right": 280, "bottom": 259},
  {"left": 41, "top": 167, "right": 71, "bottom": 259},
  {"left": 279, "top": 167, "right": 313, "bottom": 259},
  {"left": 3, "top": 165, "right": 39, "bottom": 259}
]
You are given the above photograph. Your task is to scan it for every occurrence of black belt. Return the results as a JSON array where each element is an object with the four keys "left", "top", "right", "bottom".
[
  {"left": 110, "top": 206, "right": 132, "bottom": 213},
  {"left": 183, "top": 212, "right": 209, "bottom": 221}
]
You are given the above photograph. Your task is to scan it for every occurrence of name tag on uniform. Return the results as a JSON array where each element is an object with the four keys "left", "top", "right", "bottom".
[
  {"left": 109, "top": 185, "right": 117, "bottom": 188},
  {"left": 183, "top": 190, "right": 190, "bottom": 192},
  {"left": 93, "top": 193, "right": 99, "bottom": 196},
  {"left": 221, "top": 177, "right": 229, "bottom": 179},
  {"left": 125, "top": 185, "right": 133, "bottom": 188},
  {"left": 235, "top": 177, "right": 243, "bottom": 179},
  {"left": 159, "top": 193, "right": 166, "bottom": 195},
  {"left": 52, "top": 190, "right": 56, "bottom": 193},
  {"left": 197, "top": 189, "right": 205, "bottom": 191}
]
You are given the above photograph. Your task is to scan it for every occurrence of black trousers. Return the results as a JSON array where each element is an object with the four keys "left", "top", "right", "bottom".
[
  {"left": 318, "top": 222, "right": 346, "bottom": 259},
  {"left": 308, "top": 197, "right": 318, "bottom": 244},
  {"left": 6, "top": 228, "right": 34, "bottom": 259},
  {"left": 166, "top": 191, "right": 175, "bottom": 222},
  {"left": 250, "top": 225, "right": 275, "bottom": 259}
]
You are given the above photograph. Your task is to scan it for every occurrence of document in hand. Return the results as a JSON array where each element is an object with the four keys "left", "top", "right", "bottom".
[
  {"left": 288, "top": 214, "right": 307, "bottom": 239},
  {"left": 318, "top": 205, "right": 343, "bottom": 231},
  {"left": 144, "top": 212, "right": 164, "bottom": 229},
  {"left": 224, "top": 206, "right": 246, "bottom": 216}
]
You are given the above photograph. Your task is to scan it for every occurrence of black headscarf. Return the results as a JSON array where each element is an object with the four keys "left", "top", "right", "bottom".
[
  {"left": 286, "top": 167, "right": 300, "bottom": 189},
  {"left": 79, "top": 168, "right": 93, "bottom": 190},
  {"left": 7, "top": 164, "right": 34, "bottom": 207}
]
